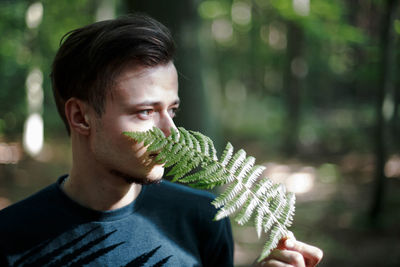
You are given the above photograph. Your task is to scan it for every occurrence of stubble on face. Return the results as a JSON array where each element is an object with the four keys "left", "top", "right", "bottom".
[
  {"left": 109, "top": 138, "right": 165, "bottom": 185},
  {"left": 92, "top": 114, "right": 164, "bottom": 186}
]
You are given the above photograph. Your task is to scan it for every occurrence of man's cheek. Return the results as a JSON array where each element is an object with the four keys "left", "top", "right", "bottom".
[{"left": 131, "top": 142, "right": 147, "bottom": 158}]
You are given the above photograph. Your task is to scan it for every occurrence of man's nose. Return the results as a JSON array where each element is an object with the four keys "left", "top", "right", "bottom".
[{"left": 158, "top": 112, "right": 177, "bottom": 137}]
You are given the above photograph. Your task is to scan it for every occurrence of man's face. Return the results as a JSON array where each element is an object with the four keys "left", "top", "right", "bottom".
[{"left": 88, "top": 62, "right": 179, "bottom": 184}]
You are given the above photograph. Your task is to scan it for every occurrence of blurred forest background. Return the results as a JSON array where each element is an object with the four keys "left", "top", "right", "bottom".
[{"left": 0, "top": 0, "right": 399, "bottom": 266}]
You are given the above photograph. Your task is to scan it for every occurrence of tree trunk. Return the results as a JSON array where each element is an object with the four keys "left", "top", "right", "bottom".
[
  {"left": 370, "top": 0, "right": 398, "bottom": 223},
  {"left": 391, "top": 35, "right": 400, "bottom": 151},
  {"left": 282, "top": 22, "right": 304, "bottom": 155}
]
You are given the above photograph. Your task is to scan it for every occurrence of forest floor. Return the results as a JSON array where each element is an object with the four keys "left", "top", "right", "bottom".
[{"left": 0, "top": 139, "right": 399, "bottom": 267}]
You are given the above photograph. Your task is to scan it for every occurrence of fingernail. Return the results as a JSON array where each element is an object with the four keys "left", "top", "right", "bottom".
[{"left": 285, "top": 239, "right": 295, "bottom": 248}]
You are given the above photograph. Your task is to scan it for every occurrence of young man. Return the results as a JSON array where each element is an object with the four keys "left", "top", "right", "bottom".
[{"left": 0, "top": 15, "right": 322, "bottom": 266}]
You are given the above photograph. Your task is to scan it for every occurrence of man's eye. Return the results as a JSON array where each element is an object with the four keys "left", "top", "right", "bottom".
[
  {"left": 168, "top": 107, "right": 179, "bottom": 118},
  {"left": 138, "top": 109, "right": 154, "bottom": 118}
]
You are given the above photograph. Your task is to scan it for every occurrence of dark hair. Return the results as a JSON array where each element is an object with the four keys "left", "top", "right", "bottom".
[{"left": 51, "top": 14, "right": 175, "bottom": 134}]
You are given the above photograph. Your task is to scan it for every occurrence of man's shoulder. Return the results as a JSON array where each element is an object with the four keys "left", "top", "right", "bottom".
[{"left": 0, "top": 182, "right": 58, "bottom": 227}]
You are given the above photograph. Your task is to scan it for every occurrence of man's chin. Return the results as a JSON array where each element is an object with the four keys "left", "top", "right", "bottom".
[
  {"left": 127, "top": 176, "right": 162, "bottom": 185},
  {"left": 110, "top": 165, "right": 164, "bottom": 185}
]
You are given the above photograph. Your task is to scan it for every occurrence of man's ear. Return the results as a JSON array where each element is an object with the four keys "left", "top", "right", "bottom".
[{"left": 65, "top": 98, "right": 91, "bottom": 136}]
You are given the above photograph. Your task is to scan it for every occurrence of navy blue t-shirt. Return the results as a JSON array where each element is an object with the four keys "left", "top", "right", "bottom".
[{"left": 0, "top": 176, "right": 234, "bottom": 266}]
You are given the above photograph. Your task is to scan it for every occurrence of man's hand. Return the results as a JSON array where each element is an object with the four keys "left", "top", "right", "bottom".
[{"left": 255, "top": 233, "right": 323, "bottom": 267}]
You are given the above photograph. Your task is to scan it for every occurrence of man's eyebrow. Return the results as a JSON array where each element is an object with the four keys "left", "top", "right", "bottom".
[{"left": 134, "top": 99, "right": 180, "bottom": 106}]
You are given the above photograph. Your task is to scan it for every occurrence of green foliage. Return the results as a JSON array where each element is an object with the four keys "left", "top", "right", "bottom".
[
  {"left": 0, "top": 0, "right": 96, "bottom": 138},
  {"left": 124, "top": 127, "right": 296, "bottom": 261}
]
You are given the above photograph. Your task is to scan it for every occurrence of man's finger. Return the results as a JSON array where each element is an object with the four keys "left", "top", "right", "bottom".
[
  {"left": 260, "top": 259, "right": 291, "bottom": 267},
  {"left": 261, "top": 249, "right": 306, "bottom": 267},
  {"left": 285, "top": 240, "right": 323, "bottom": 266}
]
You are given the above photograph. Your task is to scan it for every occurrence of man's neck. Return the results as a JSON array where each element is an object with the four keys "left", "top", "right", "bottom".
[{"left": 63, "top": 166, "right": 142, "bottom": 211}]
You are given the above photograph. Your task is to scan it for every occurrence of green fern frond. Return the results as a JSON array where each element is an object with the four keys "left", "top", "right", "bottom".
[
  {"left": 278, "top": 192, "right": 296, "bottom": 227},
  {"left": 234, "top": 197, "right": 259, "bottom": 225},
  {"left": 226, "top": 149, "right": 246, "bottom": 177},
  {"left": 259, "top": 227, "right": 283, "bottom": 261},
  {"left": 123, "top": 127, "right": 296, "bottom": 261},
  {"left": 243, "top": 165, "right": 266, "bottom": 188},
  {"left": 220, "top": 142, "right": 234, "bottom": 167},
  {"left": 255, "top": 204, "right": 269, "bottom": 237},
  {"left": 212, "top": 180, "right": 242, "bottom": 208}
]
